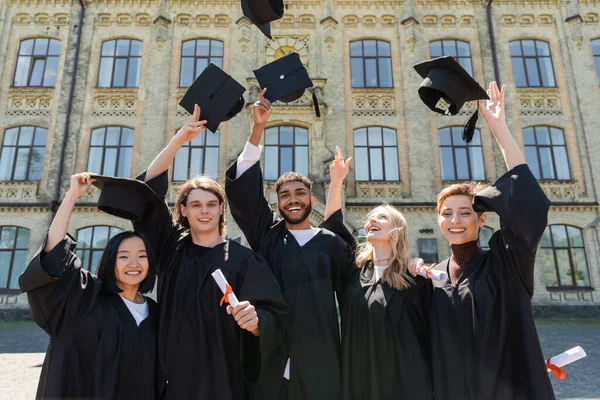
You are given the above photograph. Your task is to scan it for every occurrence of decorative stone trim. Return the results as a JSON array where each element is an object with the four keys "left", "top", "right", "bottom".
[
  {"left": 271, "top": 15, "right": 317, "bottom": 29},
  {"left": 354, "top": 182, "right": 401, "bottom": 201},
  {"left": 95, "top": 12, "right": 157, "bottom": 27},
  {"left": 351, "top": 88, "right": 396, "bottom": 116},
  {"left": 583, "top": 12, "right": 599, "bottom": 25},
  {"left": 548, "top": 289, "right": 596, "bottom": 303},
  {"left": 0, "top": 182, "right": 40, "bottom": 201},
  {"left": 335, "top": 0, "right": 402, "bottom": 8},
  {"left": 6, "top": 87, "right": 54, "bottom": 116},
  {"left": 422, "top": 14, "right": 477, "bottom": 28},
  {"left": 92, "top": 88, "right": 138, "bottom": 117},
  {"left": 342, "top": 14, "right": 397, "bottom": 27},
  {"left": 539, "top": 181, "right": 580, "bottom": 201},
  {"left": 501, "top": 13, "right": 555, "bottom": 27},
  {"left": 517, "top": 88, "right": 562, "bottom": 116},
  {"left": 174, "top": 13, "right": 230, "bottom": 27}
]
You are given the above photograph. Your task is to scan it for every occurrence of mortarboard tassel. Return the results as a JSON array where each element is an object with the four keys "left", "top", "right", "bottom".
[
  {"left": 312, "top": 88, "right": 321, "bottom": 118},
  {"left": 462, "top": 107, "right": 478, "bottom": 144}
]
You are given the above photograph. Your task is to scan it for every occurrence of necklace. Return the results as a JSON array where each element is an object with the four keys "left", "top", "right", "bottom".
[{"left": 373, "top": 258, "right": 391, "bottom": 266}]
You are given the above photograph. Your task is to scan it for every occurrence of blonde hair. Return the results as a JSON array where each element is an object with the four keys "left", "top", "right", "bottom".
[
  {"left": 173, "top": 176, "right": 226, "bottom": 237},
  {"left": 436, "top": 182, "right": 488, "bottom": 214},
  {"left": 355, "top": 204, "right": 412, "bottom": 291}
]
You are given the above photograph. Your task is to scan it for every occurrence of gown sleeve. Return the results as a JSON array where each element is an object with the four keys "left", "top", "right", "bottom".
[
  {"left": 133, "top": 170, "right": 184, "bottom": 274},
  {"left": 18, "top": 234, "right": 102, "bottom": 338},
  {"left": 238, "top": 252, "right": 289, "bottom": 386},
  {"left": 225, "top": 161, "right": 279, "bottom": 251},
  {"left": 473, "top": 163, "right": 551, "bottom": 295}
]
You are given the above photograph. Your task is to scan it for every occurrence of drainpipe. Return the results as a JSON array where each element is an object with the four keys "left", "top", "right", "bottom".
[
  {"left": 486, "top": 0, "right": 500, "bottom": 85},
  {"left": 50, "top": 0, "right": 85, "bottom": 213}
]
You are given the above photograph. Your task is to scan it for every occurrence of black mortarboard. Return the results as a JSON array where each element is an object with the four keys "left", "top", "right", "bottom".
[
  {"left": 253, "top": 52, "right": 321, "bottom": 117},
  {"left": 93, "top": 176, "right": 162, "bottom": 221},
  {"left": 179, "top": 63, "right": 246, "bottom": 133},
  {"left": 413, "top": 56, "right": 489, "bottom": 143},
  {"left": 241, "top": 0, "right": 284, "bottom": 39}
]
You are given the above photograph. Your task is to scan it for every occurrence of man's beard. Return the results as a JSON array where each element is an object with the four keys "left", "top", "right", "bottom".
[{"left": 279, "top": 202, "right": 313, "bottom": 225}]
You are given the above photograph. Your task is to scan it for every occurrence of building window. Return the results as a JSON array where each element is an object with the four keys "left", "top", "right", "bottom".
[
  {"left": 523, "top": 126, "right": 570, "bottom": 180},
  {"left": 179, "top": 39, "right": 224, "bottom": 87},
  {"left": 87, "top": 127, "right": 134, "bottom": 178},
  {"left": 418, "top": 238, "right": 438, "bottom": 264},
  {"left": 264, "top": 126, "right": 308, "bottom": 181},
  {"left": 478, "top": 226, "right": 494, "bottom": 250},
  {"left": 0, "top": 126, "right": 47, "bottom": 181},
  {"left": 439, "top": 127, "right": 485, "bottom": 181},
  {"left": 13, "top": 38, "right": 60, "bottom": 87},
  {"left": 354, "top": 127, "right": 399, "bottom": 181},
  {"left": 76, "top": 226, "right": 123, "bottom": 273},
  {"left": 429, "top": 39, "right": 473, "bottom": 76},
  {"left": 509, "top": 39, "right": 556, "bottom": 87},
  {"left": 0, "top": 226, "right": 30, "bottom": 292},
  {"left": 173, "top": 130, "right": 220, "bottom": 181},
  {"left": 350, "top": 40, "right": 393, "bottom": 88},
  {"left": 538, "top": 225, "right": 591, "bottom": 288},
  {"left": 97, "top": 39, "right": 142, "bottom": 88},
  {"left": 592, "top": 39, "right": 600, "bottom": 83}
]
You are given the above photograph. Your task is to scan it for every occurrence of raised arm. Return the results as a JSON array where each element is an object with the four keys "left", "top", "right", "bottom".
[
  {"left": 324, "top": 146, "right": 351, "bottom": 220},
  {"left": 478, "top": 81, "right": 526, "bottom": 170}
]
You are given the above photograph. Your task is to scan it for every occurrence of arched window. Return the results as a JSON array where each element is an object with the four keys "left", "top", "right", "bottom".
[
  {"left": 264, "top": 126, "right": 308, "bottom": 180},
  {"left": 350, "top": 40, "right": 393, "bottom": 88},
  {"left": 353, "top": 127, "right": 399, "bottom": 181},
  {"left": 87, "top": 127, "right": 134, "bottom": 178},
  {"left": 0, "top": 126, "right": 47, "bottom": 181},
  {"left": 523, "top": 126, "right": 570, "bottom": 180},
  {"left": 438, "top": 127, "right": 485, "bottom": 181},
  {"left": 13, "top": 38, "right": 60, "bottom": 87},
  {"left": 538, "top": 225, "right": 591, "bottom": 287},
  {"left": 179, "top": 39, "right": 224, "bottom": 87},
  {"left": 0, "top": 226, "right": 30, "bottom": 292},
  {"left": 593, "top": 39, "right": 600, "bottom": 82},
  {"left": 97, "top": 39, "right": 142, "bottom": 88},
  {"left": 173, "top": 130, "right": 220, "bottom": 181},
  {"left": 429, "top": 39, "right": 473, "bottom": 76},
  {"left": 509, "top": 39, "right": 556, "bottom": 87},
  {"left": 76, "top": 226, "right": 124, "bottom": 273},
  {"left": 478, "top": 226, "right": 494, "bottom": 250}
]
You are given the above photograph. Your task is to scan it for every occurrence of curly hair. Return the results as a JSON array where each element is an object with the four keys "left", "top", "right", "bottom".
[{"left": 274, "top": 172, "right": 312, "bottom": 195}]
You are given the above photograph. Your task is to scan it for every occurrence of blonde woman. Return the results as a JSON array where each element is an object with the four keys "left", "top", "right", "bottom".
[{"left": 323, "top": 148, "right": 433, "bottom": 400}]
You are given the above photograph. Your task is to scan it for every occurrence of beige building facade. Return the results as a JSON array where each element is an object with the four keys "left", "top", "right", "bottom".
[{"left": 1, "top": 0, "right": 599, "bottom": 318}]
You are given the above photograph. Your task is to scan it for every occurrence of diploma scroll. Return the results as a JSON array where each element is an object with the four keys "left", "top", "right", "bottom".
[
  {"left": 211, "top": 269, "right": 239, "bottom": 308},
  {"left": 546, "top": 346, "right": 586, "bottom": 379},
  {"left": 417, "top": 265, "right": 449, "bottom": 284}
]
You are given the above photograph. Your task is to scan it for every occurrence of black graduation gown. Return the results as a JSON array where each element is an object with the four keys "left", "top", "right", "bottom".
[
  {"left": 321, "top": 211, "right": 434, "bottom": 400},
  {"left": 430, "top": 164, "right": 554, "bottom": 400},
  {"left": 133, "top": 170, "right": 288, "bottom": 400},
  {"left": 225, "top": 162, "right": 354, "bottom": 400},
  {"left": 18, "top": 234, "right": 158, "bottom": 400}
]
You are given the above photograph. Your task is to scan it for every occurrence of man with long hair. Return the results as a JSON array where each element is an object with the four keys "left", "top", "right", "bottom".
[{"left": 226, "top": 89, "right": 354, "bottom": 400}]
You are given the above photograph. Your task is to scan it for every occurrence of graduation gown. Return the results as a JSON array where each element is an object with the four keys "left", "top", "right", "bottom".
[
  {"left": 19, "top": 234, "right": 158, "bottom": 400},
  {"left": 322, "top": 211, "right": 434, "bottom": 400},
  {"left": 133, "top": 170, "right": 288, "bottom": 400},
  {"left": 430, "top": 164, "right": 554, "bottom": 400},
  {"left": 225, "top": 162, "right": 354, "bottom": 400}
]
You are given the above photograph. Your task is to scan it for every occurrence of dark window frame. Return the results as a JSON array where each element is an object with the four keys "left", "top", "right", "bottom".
[
  {"left": 0, "top": 226, "right": 30, "bottom": 293},
  {"left": 0, "top": 126, "right": 47, "bottom": 182},
  {"left": 523, "top": 126, "right": 571, "bottom": 181},
  {"left": 350, "top": 40, "right": 393, "bottom": 88},
  {"left": 263, "top": 126, "right": 309, "bottom": 181},
  {"left": 417, "top": 238, "right": 439, "bottom": 264},
  {"left": 179, "top": 39, "right": 224, "bottom": 87},
  {"left": 541, "top": 224, "right": 592, "bottom": 288},
  {"left": 591, "top": 38, "right": 600, "bottom": 83},
  {"left": 509, "top": 39, "right": 557, "bottom": 88},
  {"left": 97, "top": 39, "right": 143, "bottom": 88},
  {"left": 12, "top": 38, "right": 61, "bottom": 87},
  {"left": 353, "top": 126, "right": 400, "bottom": 182},
  {"left": 86, "top": 126, "right": 134, "bottom": 178},
  {"left": 75, "top": 226, "right": 123, "bottom": 273},
  {"left": 172, "top": 129, "right": 221, "bottom": 181},
  {"left": 429, "top": 39, "right": 473, "bottom": 76},
  {"left": 438, "top": 127, "right": 485, "bottom": 181}
]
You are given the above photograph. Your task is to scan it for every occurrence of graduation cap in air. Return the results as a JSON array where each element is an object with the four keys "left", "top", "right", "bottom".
[
  {"left": 93, "top": 176, "right": 162, "bottom": 221},
  {"left": 413, "top": 56, "right": 489, "bottom": 143},
  {"left": 179, "top": 63, "right": 246, "bottom": 133},
  {"left": 241, "top": 0, "right": 284, "bottom": 39},
  {"left": 253, "top": 52, "right": 321, "bottom": 118}
]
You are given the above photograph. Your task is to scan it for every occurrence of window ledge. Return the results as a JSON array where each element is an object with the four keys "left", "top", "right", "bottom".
[
  {"left": 538, "top": 181, "right": 579, "bottom": 201},
  {"left": 0, "top": 182, "right": 40, "bottom": 201},
  {"left": 354, "top": 181, "right": 402, "bottom": 201},
  {"left": 546, "top": 286, "right": 594, "bottom": 292}
]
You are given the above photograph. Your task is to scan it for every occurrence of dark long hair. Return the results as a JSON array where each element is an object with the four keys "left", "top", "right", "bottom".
[{"left": 96, "top": 231, "right": 156, "bottom": 294}]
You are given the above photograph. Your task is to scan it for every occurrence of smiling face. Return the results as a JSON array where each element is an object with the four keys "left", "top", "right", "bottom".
[
  {"left": 277, "top": 181, "right": 313, "bottom": 225},
  {"left": 180, "top": 188, "right": 223, "bottom": 236},
  {"left": 364, "top": 206, "right": 393, "bottom": 243},
  {"left": 114, "top": 236, "right": 149, "bottom": 290},
  {"left": 438, "top": 195, "right": 486, "bottom": 245}
]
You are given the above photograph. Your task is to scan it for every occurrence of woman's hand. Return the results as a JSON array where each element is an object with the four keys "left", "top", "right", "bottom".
[
  {"left": 175, "top": 104, "right": 208, "bottom": 144},
  {"left": 253, "top": 88, "right": 273, "bottom": 126},
  {"left": 408, "top": 257, "right": 424, "bottom": 278},
  {"left": 227, "top": 301, "right": 260, "bottom": 336},
  {"left": 68, "top": 173, "right": 96, "bottom": 200},
  {"left": 478, "top": 81, "right": 506, "bottom": 135},
  {"left": 329, "top": 146, "right": 351, "bottom": 184}
]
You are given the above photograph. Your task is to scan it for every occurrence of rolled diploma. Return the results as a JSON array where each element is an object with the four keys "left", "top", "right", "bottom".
[
  {"left": 547, "top": 346, "right": 586, "bottom": 370},
  {"left": 211, "top": 269, "right": 239, "bottom": 308},
  {"left": 417, "top": 265, "right": 449, "bottom": 283}
]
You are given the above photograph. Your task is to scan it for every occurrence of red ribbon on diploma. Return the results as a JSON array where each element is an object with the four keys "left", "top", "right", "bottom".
[
  {"left": 220, "top": 284, "right": 233, "bottom": 306},
  {"left": 545, "top": 358, "right": 566, "bottom": 380},
  {"left": 422, "top": 266, "right": 433, "bottom": 279}
]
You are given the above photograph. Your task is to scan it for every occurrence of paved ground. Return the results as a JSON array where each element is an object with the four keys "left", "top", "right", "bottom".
[{"left": 0, "top": 319, "right": 599, "bottom": 399}]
